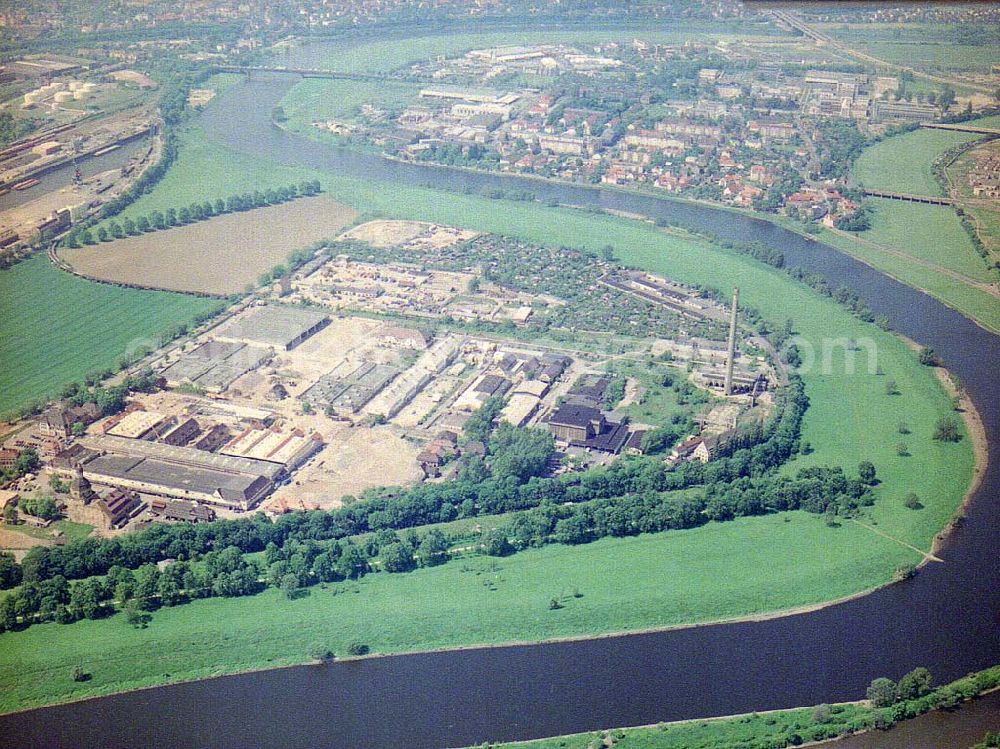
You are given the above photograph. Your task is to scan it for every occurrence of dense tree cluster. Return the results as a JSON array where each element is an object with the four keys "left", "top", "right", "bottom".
[{"left": 834, "top": 204, "right": 873, "bottom": 232}]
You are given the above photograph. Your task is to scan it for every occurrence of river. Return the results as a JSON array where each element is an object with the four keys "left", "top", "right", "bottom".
[{"left": 0, "top": 35, "right": 998, "bottom": 749}]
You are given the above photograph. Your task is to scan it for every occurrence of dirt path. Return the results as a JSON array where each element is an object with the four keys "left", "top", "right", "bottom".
[{"left": 846, "top": 518, "right": 943, "bottom": 564}]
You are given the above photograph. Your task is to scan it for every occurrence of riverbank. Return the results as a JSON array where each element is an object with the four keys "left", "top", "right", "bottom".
[
  {"left": 897, "top": 335, "right": 990, "bottom": 558},
  {"left": 455, "top": 670, "right": 1000, "bottom": 749}
]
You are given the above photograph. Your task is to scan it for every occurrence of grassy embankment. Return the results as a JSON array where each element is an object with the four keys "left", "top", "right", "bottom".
[
  {"left": 0, "top": 255, "right": 217, "bottom": 417},
  {"left": 0, "top": 124, "right": 973, "bottom": 711},
  {"left": 946, "top": 131, "right": 1000, "bottom": 267}
]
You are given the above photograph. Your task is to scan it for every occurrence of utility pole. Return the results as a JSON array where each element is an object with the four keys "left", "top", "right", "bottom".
[{"left": 724, "top": 286, "right": 739, "bottom": 396}]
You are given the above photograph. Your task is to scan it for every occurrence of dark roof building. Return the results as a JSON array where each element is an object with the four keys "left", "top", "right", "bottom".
[
  {"left": 149, "top": 498, "right": 216, "bottom": 523},
  {"left": 475, "top": 374, "right": 511, "bottom": 397},
  {"left": 97, "top": 488, "right": 144, "bottom": 529},
  {"left": 546, "top": 404, "right": 631, "bottom": 455}
]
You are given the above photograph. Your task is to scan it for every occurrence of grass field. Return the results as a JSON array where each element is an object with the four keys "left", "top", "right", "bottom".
[
  {"left": 852, "top": 129, "right": 985, "bottom": 196},
  {"left": 860, "top": 199, "right": 993, "bottom": 282},
  {"left": 0, "top": 255, "right": 217, "bottom": 416},
  {"left": 0, "top": 512, "right": 921, "bottom": 713},
  {"left": 62, "top": 196, "right": 357, "bottom": 295}
]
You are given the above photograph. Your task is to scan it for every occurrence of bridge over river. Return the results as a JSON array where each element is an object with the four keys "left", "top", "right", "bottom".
[{"left": 862, "top": 189, "right": 955, "bottom": 206}]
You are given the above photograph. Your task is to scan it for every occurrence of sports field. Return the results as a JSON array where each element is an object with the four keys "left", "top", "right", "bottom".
[{"left": 0, "top": 255, "right": 217, "bottom": 417}]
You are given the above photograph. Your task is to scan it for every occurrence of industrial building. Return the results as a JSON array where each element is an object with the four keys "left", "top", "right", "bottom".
[
  {"left": 546, "top": 404, "right": 632, "bottom": 454},
  {"left": 220, "top": 427, "right": 323, "bottom": 470},
  {"left": 160, "top": 340, "right": 273, "bottom": 393},
  {"left": 299, "top": 361, "right": 402, "bottom": 415},
  {"left": 149, "top": 497, "right": 216, "bottom": 523},
  {"left": 107, "top": 410, "right": 167, "bottom": 439},
  {"left": 214, "top": 305, "right": 330, "bottom": 351},
  {"left": 76, "top": 435, "right": 282, "bottom": 510}
]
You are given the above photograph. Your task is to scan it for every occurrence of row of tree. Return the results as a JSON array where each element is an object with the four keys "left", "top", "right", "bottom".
[
  {"left": 7, "top": 377, "right": 808, "bottom": 592},
  {"left": 62, "top": 180, "right": 322, "bottom": 248},
  {"left": 0, "top": 546, "right": 262, "bottom": 631}
]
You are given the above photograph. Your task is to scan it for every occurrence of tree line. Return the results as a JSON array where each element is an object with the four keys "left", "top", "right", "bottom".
[
  {"left": 62, "top": 180, "right": 322, "bottom": 249},
  {"left": 2, "top": 377, "right": 804, "bottom": 592}
]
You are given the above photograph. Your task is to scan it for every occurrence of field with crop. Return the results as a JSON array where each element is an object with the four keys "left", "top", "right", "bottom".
[
  {"left": 0, "top": 256, "right": 217, "bottom": 416},
  {"left": 62, "top": 197, "right": 357, "bottom": 295}
]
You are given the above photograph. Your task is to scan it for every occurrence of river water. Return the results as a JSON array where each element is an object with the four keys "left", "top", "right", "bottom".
[
  {"left": 0, "top": 36, "right": 998, "bottom": 749},
  {"left": 0, "top": 137, "right": 150, "bottom": 212}
]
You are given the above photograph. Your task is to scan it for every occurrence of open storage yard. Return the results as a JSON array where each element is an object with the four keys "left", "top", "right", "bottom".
[{"left": 60, "top": 196, "right": 357, "bottom": 295}]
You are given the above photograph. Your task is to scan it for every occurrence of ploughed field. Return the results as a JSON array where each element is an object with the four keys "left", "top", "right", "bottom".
[
  {"left": 0, "top": 256, "right": 217, "bottom": 417},
  {"left": 62, "top": 196, "right": 357, "bottom": 295}
]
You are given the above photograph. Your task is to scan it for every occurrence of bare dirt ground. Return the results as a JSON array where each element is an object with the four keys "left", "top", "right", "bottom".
[
  {"left": 264, "top": 425, "right": 423, "bottom": 510},
  {"left": 339, "top": 219, "right": 478, "bottom": 250},
  {"left": 0, "top": 528, "right": 53, "bottom": 560},
  {"left": 61, "top": 196, "right": 357, "bottom": 295}
]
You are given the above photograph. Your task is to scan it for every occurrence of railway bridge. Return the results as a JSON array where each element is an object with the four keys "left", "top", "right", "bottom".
[{"left": 862, "top": 189, "right": 955, "bottom": 206}]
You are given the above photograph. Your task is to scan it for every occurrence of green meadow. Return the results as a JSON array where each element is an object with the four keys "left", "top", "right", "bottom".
[
  {"left": 0, "top": 512, "right": 919, "bottom": 713},
  {"left": 862, "top": 199, "right": 993, "bottom": 282},
  {"left": 0, "top": 255, "right": 216, "bottom": 416},
  {"left": 840, "top": 121, "right": 999, "bottom": 331},
  {"left": 852, "top": 128, "right": 984, "bottom": 196}
]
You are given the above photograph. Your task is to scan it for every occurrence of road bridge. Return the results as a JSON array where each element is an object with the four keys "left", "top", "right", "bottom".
[{"left": 212, "top": 65, "right": 389, "bottom": 82}]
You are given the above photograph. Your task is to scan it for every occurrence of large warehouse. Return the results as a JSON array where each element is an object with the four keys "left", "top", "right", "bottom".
[
  {"left": 76, "top": 435, "right": 282, "bottom": 510},
  {"left": 214, "top": 305, "right": 330, "bottom": 351}
]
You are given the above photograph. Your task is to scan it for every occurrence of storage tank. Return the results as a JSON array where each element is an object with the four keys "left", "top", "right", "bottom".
[
  {"left": 23, "top": 91, "right": 40, "bottom": 105},
  {"left": 73, "top": 90, "right": 88, "bottom": 101}
]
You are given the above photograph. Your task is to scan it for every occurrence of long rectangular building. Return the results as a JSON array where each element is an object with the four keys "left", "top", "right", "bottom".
[{"left": 77, "top": 435, "right": 281, "bottom": 510}]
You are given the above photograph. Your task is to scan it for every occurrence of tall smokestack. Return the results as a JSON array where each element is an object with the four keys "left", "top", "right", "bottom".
[{"left": 724, "top": 286, "right": 739, "bottom": 396}]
